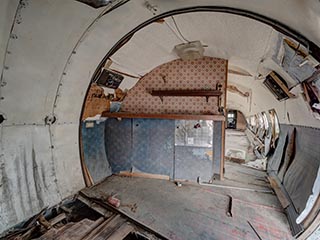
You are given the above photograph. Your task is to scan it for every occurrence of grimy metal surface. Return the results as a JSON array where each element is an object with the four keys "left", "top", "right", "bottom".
[{"left": 0, "top": 0, "right": 320, "bottom": 235}]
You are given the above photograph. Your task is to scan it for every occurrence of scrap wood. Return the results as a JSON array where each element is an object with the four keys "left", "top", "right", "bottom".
[
  {"left": 198, "top": 181, "right": 273, "bottom": 193},
  {"left": 278, "top": 128, "right": 296, "bottom": 182},
  {"left": 247, "top": 221, "right": 262, "bottom": 240},
  {"left": 122, "top": 203, "right": 138, "bottom": 213},
  {"left": 77, "top": 194, "right": 114, "bottom": 218},
  {"left": 78, "top": 192, "right": 169, "bottom": 240},
  {"left": 227, "top": 85, "right": 250, "bottom": 97},
  {"left": 38, "top": 215, "right": 51, "bottom": 229},
  {"left": 118, "top": 171, "right": 170, "bottom": 180},
  {"left": 107, "top": 223, "right": 135, "bottom": 240},
  {"left": 267, "top": 176, "right": 290, "bottom": 208},
  {"left": 3, "top": 208, "right": 48, "bottom": 239},
  {"left": 223, "top": 177, "right": 270, "bottom": 188},
  {"left": 225, "top": 156, "right": 245, "bottom": 164},
  {"left": 81, "top": 216, "right": 121, "bottom": 240},
  {"left": 82, "top": 83, "right": 110, "bottom": 120},
  {"left": 49, "top": 213, "right": 67, "bottom": 226},
  {"left": 203, "top": 188, "right": 283, "bottom": 212},
  {"left": 226, "top": 195, "right": 233, "bottom": 217},
  {"left": 60, "top": 205, "right": 72, "bottom": 214}
]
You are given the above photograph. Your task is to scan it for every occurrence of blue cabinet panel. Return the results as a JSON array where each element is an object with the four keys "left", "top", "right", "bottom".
[
  {"left": 104, "top": 118, "right": 219, "bottom": 181},
  {"left": 81, "top": 121, "right": 112, "bottom": 182},
  {"left": 105, "top": 118, "right": 132, "bottom": 172},
  {"left": 175, "top": 146, "right": 213, "bottom": 182},
  {"left": 132, "top": 119, "right": 175, "bottom": 177}
]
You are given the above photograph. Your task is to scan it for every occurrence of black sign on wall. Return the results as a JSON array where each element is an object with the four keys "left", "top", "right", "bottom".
[{"left": 96, "top": 69, "right": 124, "bottom": 89}]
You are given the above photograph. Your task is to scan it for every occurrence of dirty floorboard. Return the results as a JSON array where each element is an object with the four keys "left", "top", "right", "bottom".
[{"left": 81, "top": 165, "right": 293, "bottom": 240}]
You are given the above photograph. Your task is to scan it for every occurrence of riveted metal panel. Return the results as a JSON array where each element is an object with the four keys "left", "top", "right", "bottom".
[
  {"left": 0, "top": 125, "right": 61, "bottom": 232},
  {"left": 50, "top": 123, "right": 85, "bottom": 197},
  {"left": 0, "top": 0, "right": 100, "bottom": 125}
]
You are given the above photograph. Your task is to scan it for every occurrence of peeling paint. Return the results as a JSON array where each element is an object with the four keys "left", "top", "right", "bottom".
[
  {"left": 0, "top": 161, "right": 17, "bottom": 229},
  {"left": 40, "top": 161, "right": 48, "bottom": 190},
  {"left": 32, "top": 147, "right": 44, "bottom": 209},
  {"left": 22, "top": 145, "right": 33, "bottom": 214},
  {"left": 15, "top": 154, "right": 26, "bottom": 216}
]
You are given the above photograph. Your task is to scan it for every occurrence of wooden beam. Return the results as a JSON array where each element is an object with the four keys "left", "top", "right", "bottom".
[
  {"left": 101, "top": 112, "right": 225, "bottom": 121},
  {"left": 118, "top": 171, "right": 170, "bottom": 180},
  {"left": 267, "top": 176, "right": 290, "bottom": 208},
  {"left": 150, "top": 89, "right": 222, "bottom": 97},
  {"left": 107, "top": 223, "right": 135, "bottom": 240}
]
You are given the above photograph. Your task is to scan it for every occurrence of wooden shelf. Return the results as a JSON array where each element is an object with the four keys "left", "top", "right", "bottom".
[
  {"left": 101, "top": 112, "right": 225, "bottom": 121},
  {"left": 150, "top": 89, "right": 222, "bottom": 102}
]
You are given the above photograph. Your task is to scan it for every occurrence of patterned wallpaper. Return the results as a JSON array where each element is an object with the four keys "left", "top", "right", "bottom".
[{"left": 121, "top": 56, "right": 227, "bottom": 115}]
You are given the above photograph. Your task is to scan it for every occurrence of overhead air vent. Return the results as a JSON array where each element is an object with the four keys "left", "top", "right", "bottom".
[
  {"left": 263, "top": 71, "right": 295, "bottom": 101},
  {"left": 174, "top": 41, "right": 205, "bottom": 60}
]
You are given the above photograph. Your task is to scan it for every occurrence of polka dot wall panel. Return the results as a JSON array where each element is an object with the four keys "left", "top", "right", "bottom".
[{"left": 121, "top": 57, "right": 227, "bottom": 115}]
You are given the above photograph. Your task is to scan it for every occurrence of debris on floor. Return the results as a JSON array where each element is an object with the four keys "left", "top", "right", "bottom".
[
  {"left": 226, "top": 195, "right": 233, "bottom": 217},
  {"left": 107, "top": 195, "right": 121, "bottom": 208},
  {"left": 242, "top": 157, "right": 267, "bottom": 170},
  {"left": 0, "top": 194, "right": 165, "bottom": 240}
]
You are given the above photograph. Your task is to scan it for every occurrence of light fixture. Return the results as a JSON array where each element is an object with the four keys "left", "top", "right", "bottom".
[{"left": 174, "top": 41, "right": 205, "bottom": 60}]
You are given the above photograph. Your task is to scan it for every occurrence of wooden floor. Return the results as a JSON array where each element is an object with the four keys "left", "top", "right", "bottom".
[{"left": 81, "top": 163, "right": 293, "bottom": 240}]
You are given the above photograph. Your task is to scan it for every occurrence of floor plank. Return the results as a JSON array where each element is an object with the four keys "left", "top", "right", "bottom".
[{"left": 81, "top": 166, "right": 293, "bottom": 240}]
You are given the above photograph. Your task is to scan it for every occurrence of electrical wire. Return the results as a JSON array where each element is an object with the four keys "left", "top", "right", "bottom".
[
  {"left": 164, "top": 20, "right": 185, "bottom": 43},
  {"left": 171, "top": 16, "right": 190, "bottom": 43}
]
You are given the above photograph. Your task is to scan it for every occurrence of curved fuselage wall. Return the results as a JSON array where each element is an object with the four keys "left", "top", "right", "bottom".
[{"left": 1, "top": 0, "right": 320, "bottom": 233}]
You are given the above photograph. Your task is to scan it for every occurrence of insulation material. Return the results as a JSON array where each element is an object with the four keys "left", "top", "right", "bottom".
[
  {"left": 243, "top": 158, "right": 267, "bottom": 171},
  {"left": 121, "top": 57, "right": 227, "bottom": 115},
  {"left": 281, "top": 39, "right": 317, "bottom": 83},
  {"left": 278, "top": 128, "right": 296, "bottom": 182},
  {"left": 267, "top": 125, "right": 290, "bottom": 173},
  {"left": 282, "top": 125, "right": 320, "bottom": 213},
  {"left": 296, "top": 166, "right": 320, "bottom": 224},
  {"left": 82, "top": 84, "right": 110, "bottom": 120}
]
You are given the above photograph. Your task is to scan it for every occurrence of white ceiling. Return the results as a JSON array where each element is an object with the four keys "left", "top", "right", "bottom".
[{"left": 109, "top": 12, "right": 278, "bottom": 91}]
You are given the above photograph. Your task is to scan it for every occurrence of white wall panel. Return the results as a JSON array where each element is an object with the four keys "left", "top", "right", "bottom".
[
  {"left": 0, "top": 0, "right": 101, "bottom": 125},
  {"left": 53, "top": 0, "right": 154, "bottom": 123},
  {"left": 50, "top": 123, "right": 85, "bottom": 197},
  {"left": 0, "top": 0, "right": 19, "bottom": 99},
  {"left": 0, "top": 125, "right": 61, "bottom": 231}
]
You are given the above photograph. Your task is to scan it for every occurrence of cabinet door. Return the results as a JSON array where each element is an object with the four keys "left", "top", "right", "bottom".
[
  {"left": 174, "top": 120, "right": 214, "bottom": 182},
  {"left": 82, "top": 121, "right": 112, "bottom": 182},
  {"left": 105, "top": 118, "right": 132, "bottom": 173},
  {"left": 132, "top": 119, "right": 174, "bottom": 178}
]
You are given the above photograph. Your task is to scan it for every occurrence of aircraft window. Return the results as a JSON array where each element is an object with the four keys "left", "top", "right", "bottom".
[
  {"left": 257, "top": 113, "right": 264, "bottom": 129},
  {"left": 269, "top": 109, "right": 280, "bottom": 146},
  {"left": 262, "top": 112, "right": 269, "bottom": 130}
]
